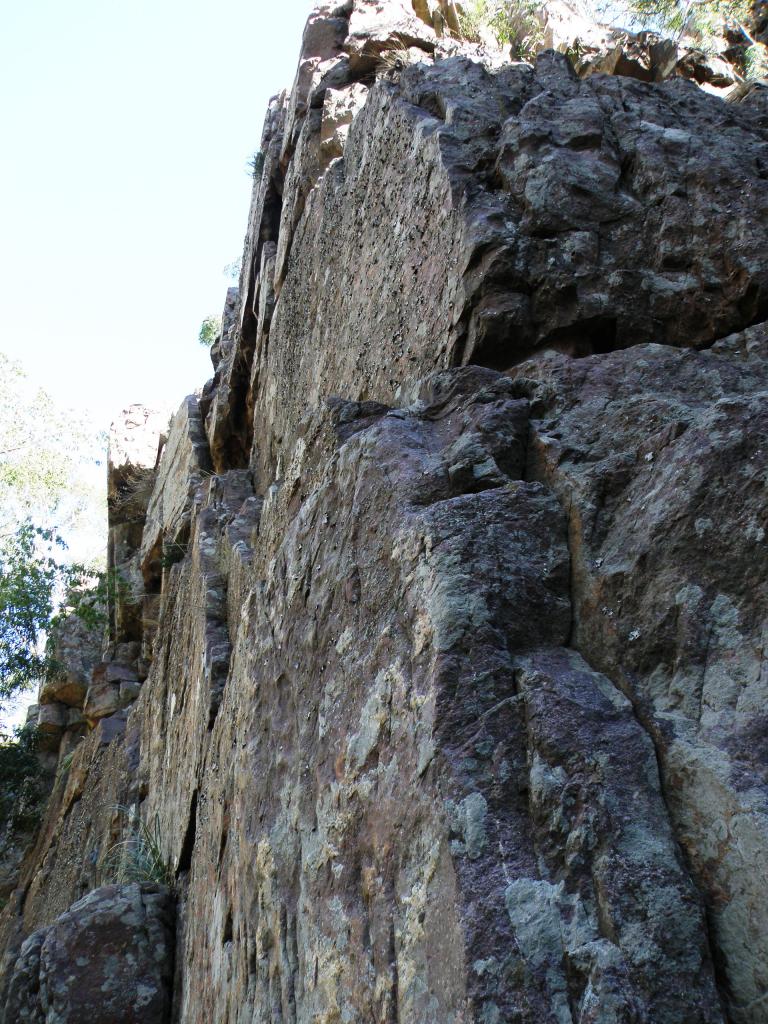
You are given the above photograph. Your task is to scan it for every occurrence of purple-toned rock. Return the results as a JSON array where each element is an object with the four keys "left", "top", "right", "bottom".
[{"left": 1, "top": 883, "right": 174, "bottom": 1024}]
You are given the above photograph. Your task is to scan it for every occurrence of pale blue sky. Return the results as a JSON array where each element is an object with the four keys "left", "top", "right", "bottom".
[{"left": 0, "top": 0, "right": 314, "bottom": 423}]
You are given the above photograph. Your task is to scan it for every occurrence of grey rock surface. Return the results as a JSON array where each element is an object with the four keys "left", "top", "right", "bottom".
[
  {"left": 511, "top": 339, "right": 768, "bottom": 1021},
  {"left": 38, "top": 609, "right": 103, "bottom": 710},
  {"left": 240, "top": 45, "right": 768, "bottom": 495},
  {"left": 1, "top": 4, "right": 767, "bottom": 1023},
  {"left": 2, "top": 883, "right": 174, "bottom": 1024},
  {"left": 139, "top": 394, "right": 212, "bottom": 591},
  {"left": 136, "top": 370, "right": 724, "bottom": 1023}
]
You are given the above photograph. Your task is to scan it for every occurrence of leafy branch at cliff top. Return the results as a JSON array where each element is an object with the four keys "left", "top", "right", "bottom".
[
  {"left": 596, "top": 0, "right": 768, "bottom": 75},
  {"left": 458, "top": 0, "right": 765, "bottom": 59},
  {"left": 198, "top": 315, "right": 222, "bottom": 348}
]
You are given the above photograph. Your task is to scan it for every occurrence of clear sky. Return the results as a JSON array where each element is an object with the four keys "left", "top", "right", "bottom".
[{"left": 0, "top": 0, "right": 314, "bottom": 426}]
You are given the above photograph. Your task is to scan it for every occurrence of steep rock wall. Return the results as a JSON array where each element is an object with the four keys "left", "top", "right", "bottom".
[{"left": 2, "top": 3, "right": 768, "bottom": 1023}]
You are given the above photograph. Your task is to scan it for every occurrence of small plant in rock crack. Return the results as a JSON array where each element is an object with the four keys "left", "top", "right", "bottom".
[
  {"left": 107, "top": 808, "right": 174, "bottom": 889},
  {"left": 376, "top": 40, "right": 414, "bottom": 73},
  {"left": 110, "top": 467, "right": 156, "bottom": 519},
  {"left": 458, "top": 0, "right": 545, "bottom": 59},
  {"left": 160, "top": 542, "right": 187, "bottom": 571}
]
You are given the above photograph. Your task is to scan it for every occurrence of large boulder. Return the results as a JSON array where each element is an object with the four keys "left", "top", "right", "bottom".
[
  {"left": 2, "top": 883, "right": 174, "bottom": 1024},
  {"left": 38, "top": 608, "right": 103, "bottom": 710}
]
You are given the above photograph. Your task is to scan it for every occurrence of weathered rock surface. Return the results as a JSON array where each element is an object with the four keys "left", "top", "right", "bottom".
[
  {"left": 0, "top": 600, "right": 104, "bottom": 910},
  {"left": 39, "top": 609, "right": 102, "bottom": 709},
  {"left": 241, "top": 46, "right": 768, "bottom": 494},
  {"left": 107, "top": 404, "right": 168, "bottom": 646},
  {"left": 2, "top": 4, "right": 768, "bottom": 1024},
  {"left": 138, "top": 369, "right": 723, "bottom": 1023},
  {"left": 139, "top": 395, "right": 212, "bottom": 592},
  {"left": 1, "top": 883, "right": 174, "bottom": 1024},
  {"left": 539, "top": 0, "right": 743, "bottom": 89},
  {"left": 511, "top": 338, "right": 768, "bottom": 1021}
]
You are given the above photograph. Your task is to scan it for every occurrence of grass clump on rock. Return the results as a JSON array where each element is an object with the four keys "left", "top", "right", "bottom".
[{"left": 108, "top": 808, "right": 174, "bottom": 889}]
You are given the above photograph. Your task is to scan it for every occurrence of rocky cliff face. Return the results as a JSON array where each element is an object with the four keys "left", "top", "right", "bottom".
[{"left": 2, "top": 3, "right": 768, "bottom": 1022}]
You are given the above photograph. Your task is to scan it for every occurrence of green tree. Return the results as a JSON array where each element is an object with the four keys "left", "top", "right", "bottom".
[
  {"left": 0, "top": 523, "right": 64, "bottom": 703},
  {"left": 0, "top": 523, "right": 97, "bottom": 704},
  {"left": 0, "top": 723, "right": 44, "bottom": 835},
  {"left": 618, "top": 0, "right": 753, "bottom": 38},
  {"left": 0, "top": 355, "right": 105, "bottom": 703},
  {"left": 0, "top": 352, "right": 105, "bottom": 537},
  {"left": 0, "top": 354, "right": 105, "bottom": 840}
]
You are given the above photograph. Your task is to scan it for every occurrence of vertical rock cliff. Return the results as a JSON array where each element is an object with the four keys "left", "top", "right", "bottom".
[{"left": 2, "top": 3, "right": 768, "bottom": 1022}]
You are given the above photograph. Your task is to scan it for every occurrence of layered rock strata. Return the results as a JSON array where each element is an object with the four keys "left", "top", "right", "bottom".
[{"left": 2, "top": 3, "right": 768, "bottom": 1023}]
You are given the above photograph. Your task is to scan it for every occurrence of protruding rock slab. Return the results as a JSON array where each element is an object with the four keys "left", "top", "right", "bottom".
[
  {"left": 139, "top": 394, "right": 212, "bottom": 591},
  {"left": 108, "top": 405, "right": 169, "bottom": 646},
  {"left": 39, "top": 608, "right": 103, "bottom": 709},
  {"left": 245, "top": 51, "right": 768, "bottom": 494}
]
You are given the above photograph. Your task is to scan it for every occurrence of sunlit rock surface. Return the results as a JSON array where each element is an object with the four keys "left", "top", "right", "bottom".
[{"left": 2, "top": 3, "right": 767, "bottom": 1022}]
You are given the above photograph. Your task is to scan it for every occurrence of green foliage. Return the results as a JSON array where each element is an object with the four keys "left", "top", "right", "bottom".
[
  {"left": 198, "top": 315, "right": 222, "bottom": 348},
  {"left": 64, "top": 573, "right": 110, "bottom": 635},
  {"left": 0, "top": 353, "right": 104, "bottom": 537},
  {"left": 108, "top": 809, "right": 174, "bottom": 888},
  {"left": 745, "top": 40, "right": 768, "bottom": 78},
  {"left": 1, "top": 523, "right": 64, "bottom": 702},
  {"left": 0, "top": 724, "right": 44, "bottom": 834},
  {"left": 458, "top": 0, "right": 544, "bottom": 58},
  {"left": 593, "top": 0, "right": 754, "bottom": 41},
  {"left": 0, "top": 352, "right": 105, "bottom": 837},
  {"left": 462, "top": 0, "right": 761, "bottom": 57},
  {"left": 247, "top": 150, "right": 265, "bottom": 178},
  {"left": 0, "top": 522, "right": 99, "bottom": 704},
  {"left": 0, "top": 350, "right": 105, "bottom": 719},
  {"left": 159, "top": 542, "right": 187, "bottom": 570},
  {"left": 223, "top": 257, "right": 242, "bottom": 281}
]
